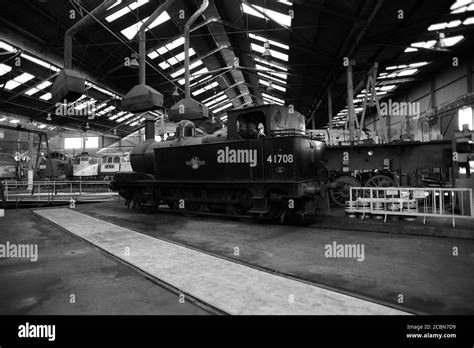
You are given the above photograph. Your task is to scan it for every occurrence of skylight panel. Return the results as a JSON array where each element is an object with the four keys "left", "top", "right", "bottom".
[
  {"left": 171, "top": 60, "right": 203, "bottom": 78},
  {"left": 191, "top": 74, "right": 212, "bottom": 87},
  {"left": 192, "top": 81, "right": 218, "bottom": 96},
  {"left": 259, "top": 79, "right": 286, "bottom": 92},
  {"left": 255, "top": 64, "right": 287, "bottom": 80},
  {"left": 0, "top": 63, "right": 12, "bottom": 76},
  {"left": 117, "top": 113, "right": 135, "bottom": 122},
  {"left": 85, "top": 81, "right": 121, "bottom": 99},
  {"left": 21, "top": 53, "right": 60, "bottom": 72},
  {"left": 212, "top": 102, "right": 233, "bottom": 113},
  {"left": 39, "top": 93, "right": 52, "bottom": 100},
  {"left": 251, "top": 43, "right": 288, "bottom": 61},
  {"left": 148, "top": 37, "right": 185, "bottom": 59},
  {"left": 397, "top": 69, "right": 418, "bottom": 77},
  {"left": 464, "top": 16, "right": 474, "bottom": 25},
  {"left": 409, "top": 61, "right": 429, "bottom": 68},
  {"left": 254, "top": 57, "right": 288, "bottom": 71},
  {"left": 186, "top": 73, "right": 211, "bottom": 87},
  {"left": 5, "top": 72, "right": 34, "bottom": 90},
  {"left": 106, "top": 0, "right": 148, "bottom": 22},
  {"left": 263, "top": 97, "right": 284, "bottom": 106},
  {"left": 120, "top": 12, "right": 170, "bottom": 40},
  {"left": 109, "top": 111, "right": 126, "bottom": 121},
  {"left": 443, "top": 35, "right": 464, "bottom": 46},
  {"left": 204, "top": 94, "right": 227, "bottom": 107},
  {"left": 407, "top": 36, "right": 464, "bottom": 52},
  {"left": 178, "top": 67, "right": 209, "bottom": 85},
  {"left": 15, "top": 72, "right": 34, "bottom": 84},
  {"left": 428, "top": 20, "right": 462, "bottom": 31},
  {"left": 25, "top": 80, "right": 52, "bottom": 96},
  {"left": 258, "top": 72, "right": 286, "bottom": 85},
  {"left": 4, "top": 81, "right": 21, "bottom": 90},
  {"left": 277, "top": 0, "right": 293, "bottom": 6},
  {"left": 450, "top": 0, "right": 472, "bottom": 10},
  {"left": 0, "top": 41, "right": 16, "bottom": 52},
  {"left": 159, "top": 49, "right": 196, "bottom": 70},
  {"left": 249, "top": 33, "right": 290, "bottom": 50},
  {"left": 262, "top": 93, "right": 285, "bottom": 104},
  {"left": 242, "top": 3, "right": 292, "bottom": 26},
  {"left": 202, "top": 90, "right": 225, "bottom": 103}
]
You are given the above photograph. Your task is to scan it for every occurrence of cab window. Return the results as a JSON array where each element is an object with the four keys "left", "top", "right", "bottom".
[{"left": 237, "top": 111, "right": 266, "bottom": 139}]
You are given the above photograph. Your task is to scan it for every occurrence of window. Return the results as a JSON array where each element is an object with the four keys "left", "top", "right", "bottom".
[
  {"left": 89, "top": 158, "right": 98, "bottom": 165},
  {"left": 237, "top": 111, "right": 266, "bottom": 139},
  {"left": 113, "top": 156, "right": 120, "bottom": 163},
  {"left": 65, "top": 138, "right": 82, "bottom": 149},
  {"left": 85, "top": 137, "right": 99, "bottom": 149},
  {"left": 459, "top": 106, "right": 473, "bottom": 130}
]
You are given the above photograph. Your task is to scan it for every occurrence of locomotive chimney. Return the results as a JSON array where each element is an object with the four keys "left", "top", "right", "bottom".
[{"left": 144, "top": 113, "right": 155, "bottom": 141}]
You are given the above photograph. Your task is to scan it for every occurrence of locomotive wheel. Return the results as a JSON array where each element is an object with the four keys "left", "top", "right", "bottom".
[
  {"left": 329, "top": 176, "right": 361, "bottom": 208},
  {"left": 225, "top": 190, "right": 253, "bottom": 219},
  {"left": 364, "top": 174, "right": 396, "bottom": 188},
  {"left": 265, "top": 190, "right": 287, "bottom": 221}
]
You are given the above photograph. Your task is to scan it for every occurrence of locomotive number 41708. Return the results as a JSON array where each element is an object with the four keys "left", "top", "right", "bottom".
[{"left": 266, "top": 154, "right": 294, "bottom": 164}]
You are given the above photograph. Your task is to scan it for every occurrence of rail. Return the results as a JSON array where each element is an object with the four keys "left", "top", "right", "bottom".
[
  {"left": 1, "top": 180, "right": 118, "bottom": 207},
  {"left": 347, "top": 187, "right": 474, "bottom": 227}
]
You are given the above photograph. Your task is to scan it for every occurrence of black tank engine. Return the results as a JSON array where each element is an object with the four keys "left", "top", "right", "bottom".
[{"left": 112, "top": 104, "right": 326, "bottom": 222}]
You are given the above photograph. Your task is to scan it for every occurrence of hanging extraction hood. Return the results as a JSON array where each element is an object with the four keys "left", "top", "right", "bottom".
[
  {"left": 169, "top": 0, "right": 210, "bottom": 122},
  {"left": 52, "top": 0, "right": 115, "bottom": 103},
  {"left": 121, "top": 0, "right": 177, "bottom": 112}
]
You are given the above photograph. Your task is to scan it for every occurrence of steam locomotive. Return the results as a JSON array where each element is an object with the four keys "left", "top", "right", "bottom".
[{"left": 112, "top": 104, "right": 326, "bottom": 222}]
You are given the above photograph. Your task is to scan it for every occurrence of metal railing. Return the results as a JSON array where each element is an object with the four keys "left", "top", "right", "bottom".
[
  {"left": 2, "top": 180, "right": 118, "bottom": 206},
  {"left": 347, "top": 187, "right": 474, "bottom": 227}
]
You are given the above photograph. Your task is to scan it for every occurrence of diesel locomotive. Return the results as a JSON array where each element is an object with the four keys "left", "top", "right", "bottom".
[{"left": 112, "top": 104, "right": 327, "bottom": 222}]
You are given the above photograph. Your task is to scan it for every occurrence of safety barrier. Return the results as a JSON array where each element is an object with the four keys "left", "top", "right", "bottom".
[
  {"left": 1, "top": 180, "right": 118, "bottom": 207},
  {"left": 346, "top": 187, "right": 474, "bottom": 227}
]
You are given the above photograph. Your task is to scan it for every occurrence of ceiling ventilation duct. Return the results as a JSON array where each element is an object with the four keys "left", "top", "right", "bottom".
[
  {"left": 169, "top": 0, "right": 210, "bottom": 122},
  {"left": 122, "top": 0, "right": 177, "bottom": 112},
  {"left": 52, "top": 0, "right": 116, "bottom": 103}
]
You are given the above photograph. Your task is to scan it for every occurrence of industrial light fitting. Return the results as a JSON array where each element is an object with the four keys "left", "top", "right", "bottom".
[
  {"left": 85, "top": 122, "right": 90, "bottom": 130},
  {"left": 262, "top": 41, "right": 271, "bottom": 58},
  {"left": 130, "top": 52, "right": 139, "bottom": 69},
  {"left": 46, "top": 113, "right": 52, "bottom": 121},
  {"left": 266, "top": 81, "right": 274, "bottom": 91},
  {"left": 434, "top": 32, "right": 447, "bottom": 49},
  {"left": 172, "top": 85, "right": 179, "bottom": 96}
]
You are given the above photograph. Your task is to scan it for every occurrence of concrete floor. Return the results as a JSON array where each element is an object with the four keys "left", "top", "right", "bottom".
[
  {"left": 1, "top": 201, "right": 473, "bottom": 315},
  {"left": 34, "top": 208, "right": 407, "bottom": 315},
  {"left": 0, "top": 208, "right": 210, "bottom": 315},
  {"left": 73, "top": 201, "right": 474, "bottom": 315}
]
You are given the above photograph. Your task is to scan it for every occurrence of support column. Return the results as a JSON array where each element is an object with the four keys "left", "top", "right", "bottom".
[
  {"left": 27, "top": 127, "right": 34, "bottom": 191},
  {"left": 346, "top": 61, "right": 356, "bottom": 143},
  {"left": 328, "top": 89, "right": 333, "bottom": 129}
]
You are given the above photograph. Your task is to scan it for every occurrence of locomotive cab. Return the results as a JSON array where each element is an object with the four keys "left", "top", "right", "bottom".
[{"left": 228, "top": 105, "right": 306, "bottom": 141}]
